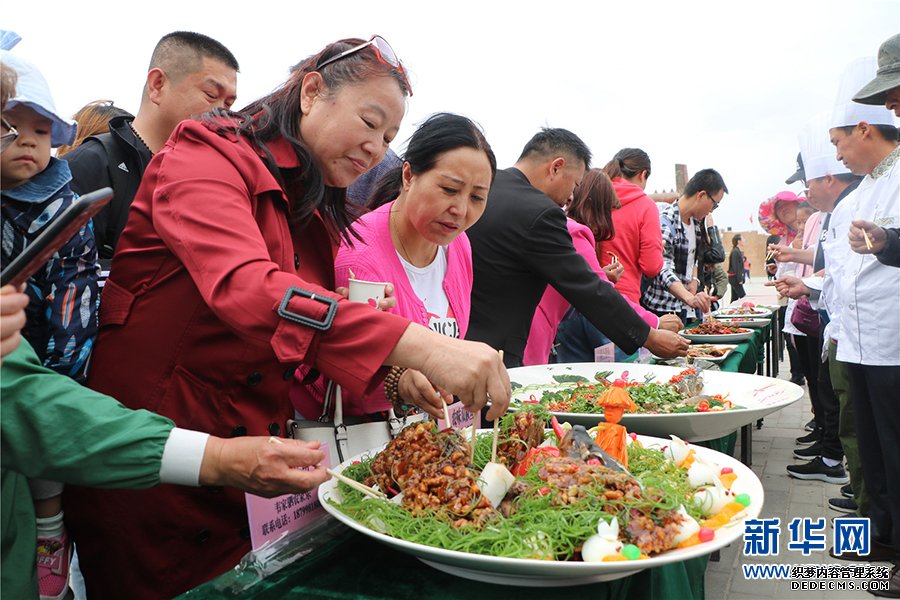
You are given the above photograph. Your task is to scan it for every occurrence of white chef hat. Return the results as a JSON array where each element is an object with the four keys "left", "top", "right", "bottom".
[
  {"left": 798, "top": 112, "right": 850, "bottom": 181},
  {"left": 830, "top": 57, "right": 897, "bottom": 129}
]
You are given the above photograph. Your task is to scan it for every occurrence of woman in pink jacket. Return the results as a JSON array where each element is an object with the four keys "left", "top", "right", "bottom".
[
  {"left": 598, "top": 148, "right": 664, "bottom": 304},
  {"left": 293, "top": 113, "right": 496, "bottom": 419},
  {"left": 524, "top": 170, "right": 680, "bottom": 365}
]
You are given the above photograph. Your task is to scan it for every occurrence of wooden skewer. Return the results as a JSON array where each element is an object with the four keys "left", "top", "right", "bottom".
[
  {"left": 863, "top": 229, "right": 874, "bottom": 251},
  {"left": 326, "top": 468, "right": 387, "bottom": 500},
  {"left": 442, "top": 398, "right": 451, "bottom": 428},
  {"left": 487, "top": 349, "right": 505, "bottom": 464},
  {"left": 490, "top": 417, "right": 500, "bottom": 464},
  {"left": 469, "top": 419, "right": 478, "bottom": 463}
]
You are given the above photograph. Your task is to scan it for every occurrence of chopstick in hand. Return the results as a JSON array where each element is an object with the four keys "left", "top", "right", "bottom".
[
  {"left": 327, "top": 468, "right": 387, "bottom": 500},
  {"left": 863, "top": 229, "right": 874, "bottom": 250}
]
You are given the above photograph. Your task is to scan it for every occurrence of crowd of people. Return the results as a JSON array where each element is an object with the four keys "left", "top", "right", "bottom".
[
  {"left": 764, "top": 34, "right": 900, "bottom": 598},
  {"left": 0, "top": 25, "right": 898, "bottom": 600}
]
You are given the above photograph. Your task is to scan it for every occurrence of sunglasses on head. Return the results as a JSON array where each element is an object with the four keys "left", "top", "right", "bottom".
[
  {"left": 315, "top": 35, "right": 412, "bottom": 96},
  {"left": 0, "top": 117, "right": 18, "bottom": 153}
]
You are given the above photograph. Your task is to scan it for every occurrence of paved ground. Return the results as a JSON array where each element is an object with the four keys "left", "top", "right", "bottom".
[{"left": 705, "top": 281, "right": 892, "bottom": 600}]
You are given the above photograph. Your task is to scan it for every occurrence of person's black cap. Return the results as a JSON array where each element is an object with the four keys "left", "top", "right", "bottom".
[{"left": 785, "top": 152, "right": 805, "bottom": 185}]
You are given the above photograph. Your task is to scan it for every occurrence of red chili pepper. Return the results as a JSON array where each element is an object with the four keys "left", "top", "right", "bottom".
[
  {"left": 720, "top": 467, "right": 733, "bottom": 475},
  {"left": 513, "top": 446, "right": 560, "bottom": 476},
  {"left": 538, "top": 487, "right": 551, "bottom": 497},
  {"left": 551, "top": 415, "right": 566, "bottom": 441},
  {"left": 587, "top": 458, "right": 601, "bottom": 465},
  {"left": 612, "top": 379, "right": 626, "bottom": 388}
]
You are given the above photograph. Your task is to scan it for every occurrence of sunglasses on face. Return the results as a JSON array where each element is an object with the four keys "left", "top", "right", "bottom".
[
  {"left": 706, "top": 191, "right": 720, "bottom": 211},
  {"left": 0, "top": 117, "right": 18, "bottom": 153},
  {"left": 315, "top": 35, "right": 412, "bottom": 96}
]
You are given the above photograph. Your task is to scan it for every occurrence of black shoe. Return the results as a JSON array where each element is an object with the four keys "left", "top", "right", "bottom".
[
  {"left": 870, "top": 562, "right": 900, "bottom": 598},
  {"left": 841, "top": 483, "right": 854, "bottom": 499},
  {"left": 828, "top": 497, "right": 859, "bottom": 513},
  {"left": 793, "top": 442, "right": 823, "bottom": 460},
  {"left": 787, "top": 457, "right": 850, "bottom": 484},
  {"left": 830, "top": 542, "right": 899, "bottom": 562},
  {"left": 796, "top": 430, "right": 821, "bottom": 445},
  {"left": 790, "top": 375, "right": 806, "bottom": 386},
  {"left": 804, "top": 418, "right": 816, "bottom": 432}
]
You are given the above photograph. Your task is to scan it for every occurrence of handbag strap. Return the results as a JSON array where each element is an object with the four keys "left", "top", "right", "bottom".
[{"left": 329, "top": 381, "right": 404, "bottom": 462}]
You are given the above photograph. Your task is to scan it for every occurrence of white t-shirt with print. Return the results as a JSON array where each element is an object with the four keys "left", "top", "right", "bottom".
[{"left": 398, "top": 246, "right": 459, "bottom": 338}]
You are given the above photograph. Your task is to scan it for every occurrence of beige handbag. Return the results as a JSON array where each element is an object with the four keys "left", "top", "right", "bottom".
[{"left": 288, "top": 380, "right": 425, "bottom": 465}]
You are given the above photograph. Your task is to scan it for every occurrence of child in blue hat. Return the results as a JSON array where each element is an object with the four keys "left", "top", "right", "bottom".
[{"left": 1, "top": 49, "right": 100, "bottom": 600}]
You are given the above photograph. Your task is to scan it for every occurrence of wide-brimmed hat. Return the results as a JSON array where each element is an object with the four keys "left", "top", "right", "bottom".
[
  {"left": 0, "top": 50, "right": 75, "bottom": 147},
  {"left": 853, "top": 33, "right": 900, "bottom": 106},
  {"left": 758, "top": 191, "right": 802, "bottom": 237}
]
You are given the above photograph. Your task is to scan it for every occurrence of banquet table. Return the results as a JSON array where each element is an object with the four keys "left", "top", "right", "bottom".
[
  {"left": 180, "top": 323, "right": 780, "bottom": 598},
  {"left": 180, "top": 520, "right": 708, "bottom": 599}
]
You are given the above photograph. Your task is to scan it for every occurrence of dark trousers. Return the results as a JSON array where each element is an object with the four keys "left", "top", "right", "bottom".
[
  {"left": 833, "top": 348, "right": 867, "bottom": 516},
  {"left": 728, "top": 276, "right": 746, "bottom": 303},
  {"left": 796, "top": 333, "right": 842, "bottom": 460},
  {"left": 846, "top": 362, "right": 900, "bottom": 550},
  {"left": 779, "top": 306, "right": 802, "bottom": 378}
]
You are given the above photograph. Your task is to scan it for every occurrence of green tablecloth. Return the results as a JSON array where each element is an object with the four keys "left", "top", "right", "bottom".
[
  {"left": 183, "top": 331, "right": 782, "bottom": 599},
  {"left": 181, "top": 526, "right": 707, "bottom": 599}
]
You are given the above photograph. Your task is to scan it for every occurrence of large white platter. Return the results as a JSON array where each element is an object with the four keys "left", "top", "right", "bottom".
[
  {"left": 714, "top": 307, "right": 773, "bottom": 318},
  {"left": 320, "top": 433, "right": 764, "bottom": 587},
  {"left": 680, "top": 329, "right": 754, "bottom": 343},
  {"left": 686, "top": 343, "right": 739, "bottom": 362},
  {"left": 509, "top": 362, "right": 802, "bottom": 442},
  {"left": 707, "top": 317, "right": 770, "bottom": 329}
]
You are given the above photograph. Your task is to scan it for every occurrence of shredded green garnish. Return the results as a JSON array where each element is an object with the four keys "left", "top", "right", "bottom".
[{"left": 328, "top": 435, "right": 707, "bottom": 559}]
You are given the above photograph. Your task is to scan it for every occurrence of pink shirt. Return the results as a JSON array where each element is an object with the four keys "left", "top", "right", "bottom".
[
  {"left": 523, "top": 219, "right": 660, "bottom": 365},
  {"left": 291, "top": 202, "right": 474, "bottom": 416}
]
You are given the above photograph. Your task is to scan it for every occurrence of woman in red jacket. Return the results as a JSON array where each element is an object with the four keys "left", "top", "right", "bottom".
[
  {"left": 65, "top": 37, "right": 509, "bottom": 600},
  {"left": 599, "top": 148, "right": 664, "bottom": 304}
]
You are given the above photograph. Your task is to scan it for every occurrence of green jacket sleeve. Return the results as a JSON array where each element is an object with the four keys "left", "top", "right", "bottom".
[{"left": 1, "top": 341, "right": 175, "bottom": 489}]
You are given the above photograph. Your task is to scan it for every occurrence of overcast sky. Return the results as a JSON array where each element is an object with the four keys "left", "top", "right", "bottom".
[{"left": 4, "top": 1, "right": 898, "bottom": 233}]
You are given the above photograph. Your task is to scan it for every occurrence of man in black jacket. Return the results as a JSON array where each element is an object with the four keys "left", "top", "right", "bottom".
[
  {"left": 466, "top": 128, "right": 689, "bottom": 367},
  {"left": 65, "top": 31, "right": 238, "bottom": 269}
]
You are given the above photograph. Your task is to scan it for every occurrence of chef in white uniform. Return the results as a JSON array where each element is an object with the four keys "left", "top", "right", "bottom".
[{"left": 831, "top": 56, "right": 900, "bottom": 562}]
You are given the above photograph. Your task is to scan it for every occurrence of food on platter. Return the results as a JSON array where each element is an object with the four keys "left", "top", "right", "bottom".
[
  {"left": 521, "top": 367, "right": 739, "bottom": 416},
  {"left": 686, "top": 345, "right": 732, "bottom": 359},
  {"left": 714, "top": 305, "right": 771, "bottom": 317},
  {"left": 328, "top": 408, "right": 753, "bottom": 564},
  {"left": 683, "top": 320, "right": 751, "bottom": 335}
]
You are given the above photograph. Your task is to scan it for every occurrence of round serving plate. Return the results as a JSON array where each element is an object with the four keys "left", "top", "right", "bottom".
[
  {"left": 320, "top": 433, "right": 765, "bottom": 587},
  {"left": 508, "top": 362, "right": 801, "bottom": 441},
  {"left": 679, "top": 329, "right": 754, "bottom": 343},
  {"left": 713, "top": 307, "right": 773, "bottom": 318}
]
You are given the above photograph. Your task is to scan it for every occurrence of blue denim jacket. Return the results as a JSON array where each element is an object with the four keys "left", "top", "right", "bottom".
[{"left": 1, "top": 157, "right": 100, "bottom": 382}]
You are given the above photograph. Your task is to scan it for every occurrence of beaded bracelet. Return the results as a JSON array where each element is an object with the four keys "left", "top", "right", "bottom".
[{"left": 384, "top": 366, "right": 416, "bottom": 416}]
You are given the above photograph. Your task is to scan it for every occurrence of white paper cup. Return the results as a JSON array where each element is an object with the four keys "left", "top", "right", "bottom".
[{"left": 348, "top": 278, "right": 389, "bottom": 309}]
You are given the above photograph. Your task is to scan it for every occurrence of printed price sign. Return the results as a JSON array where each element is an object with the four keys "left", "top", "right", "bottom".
[
  {"left": 594, "top": 343, "right": 616, "bottom": 362},
  {"left": 438, "top": 400, "right": 475, "bottom": 431},
  {"left": 244, "top": 443, "right": 331, "bottom": 551}
]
